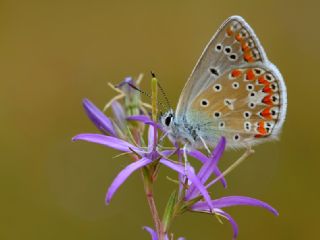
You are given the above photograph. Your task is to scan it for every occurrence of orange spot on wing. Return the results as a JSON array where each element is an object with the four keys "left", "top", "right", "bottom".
[
  {"left": 254, "top": 134, "right": 265, "bottom": 138},
  {"left": 261, "top": 108, "right": 272, "bottom": 119},
  {"left": 226, "top": 27, "right": 233, "bottom": 36},
  {"left": 246, "top": 69, "right": 255, "bottom": 80},
  {"left": 231, "top": 69, "right": 242, "bottom": 78},
  {"left": 262, "top": 83, "right": 272, "bottom": 93},
  {"left": 244, "top": 52, "right": 254, "bottom": 62},
  {"left": 257, "top": 121, "right": 267, "bottom": 135},
  {"left": 258, "top": 76, "right": 268, "bottom": 85},
  {"left": 262, "top": 95, "right": 273, "bottom": 105},
  {"left": 235, "top": 33, "right": 242, "bottom": 41},
  {"left": 242, "top": 42, "right": 249, "bottom": 51}
]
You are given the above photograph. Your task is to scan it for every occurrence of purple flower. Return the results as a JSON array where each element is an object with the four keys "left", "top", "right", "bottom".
[
  {"left": 143, "top": 226, "right": 185, "bottom": 240},
  {"left": 74, "top": 83, "right": 279, "bottom": 240},
  {"left": 181, "top": 137, "right": 279, "bottom": 239},
  {"left": 73, "top": 99, "right": 213, "bottom": 207},
  {"left": 83, "top": 98, "right": 117, "bottom": 136}
]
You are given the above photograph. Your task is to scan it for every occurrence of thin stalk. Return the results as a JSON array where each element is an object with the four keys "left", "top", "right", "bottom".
[
  {"left": 151, "top": 74, "right": 158, "bottom": 122},
  {"left": 146, "top": 73, "right": 165, "bottom": 239},
  {"left": 206, "top": 148, "right": 255, "bottom": 189},
  {"left": 142, "top": 169, "right": 163, "bottom": 238}
]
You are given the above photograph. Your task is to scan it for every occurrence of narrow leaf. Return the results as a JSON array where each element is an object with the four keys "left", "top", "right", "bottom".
[{"left": 162, "top": 190, "right": 178, "bottom": 231}]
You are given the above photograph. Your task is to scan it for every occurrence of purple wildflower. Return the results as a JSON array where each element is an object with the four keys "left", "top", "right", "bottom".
[
  {"left": 83, "top": 98, "right": 117, "bottom": 136},
  {"left": 181, "top": 137, "right": 278, "bottom": 239},
  {"left": 73, "top": 99, "right": 213, "bottom": 207},
  {"left": 143, "top": 226, "right": 185, "bottom": 240},
  {"left": 74, "top": 76, "right": 279, "bottom": 240}
]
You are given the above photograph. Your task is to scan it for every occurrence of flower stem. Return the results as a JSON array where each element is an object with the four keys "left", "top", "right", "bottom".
[
  {"left": 141, "top": 73, "right": 166, "bottom": 239},
  {"left": 142, "top": 168, "right": 165, "bottom": 239}
]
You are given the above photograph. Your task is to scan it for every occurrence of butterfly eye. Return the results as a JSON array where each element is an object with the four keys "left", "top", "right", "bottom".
[{"left": 164, "top": 115, "right": 172, "bottom": 126}]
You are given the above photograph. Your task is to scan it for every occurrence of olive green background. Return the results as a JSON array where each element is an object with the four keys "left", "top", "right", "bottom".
[{"left": 1, "top": 0, "right": 319, "bottom": 239}]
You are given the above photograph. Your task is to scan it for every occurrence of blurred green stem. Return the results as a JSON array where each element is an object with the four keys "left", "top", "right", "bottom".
[{"left": 142, "top": 75, "right": 166, "bottom": 240}]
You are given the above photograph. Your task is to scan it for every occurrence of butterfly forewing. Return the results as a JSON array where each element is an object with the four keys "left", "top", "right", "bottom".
[{"left": 176, "top": 16, "right": 267, "bottom": 118}]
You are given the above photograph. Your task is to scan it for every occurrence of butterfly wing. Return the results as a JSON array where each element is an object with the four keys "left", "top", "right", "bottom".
[
  {"left": 189, "top": 64, "right": 287, "bottom": 148},
  {"left": 175, "top": 16, "right": 287, "bottom": 148},
  {"left": 176, "top": 15, "right": 268, "bottom": 118}
]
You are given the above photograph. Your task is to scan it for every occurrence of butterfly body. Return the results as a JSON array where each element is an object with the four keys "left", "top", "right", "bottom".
[{"left": 160, "top": 16, "right": 287, "bottom": 149}]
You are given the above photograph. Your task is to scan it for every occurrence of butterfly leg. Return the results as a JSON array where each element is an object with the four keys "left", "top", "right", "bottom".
[
  {"left": 183, "top": 144, "right": 191, "bottom": 175},
  {"left": 199, "top": 136, "right": 211, "bottom": 155},
  {"left": 158, "top": 132, "right": 169, "bottom": 145}
]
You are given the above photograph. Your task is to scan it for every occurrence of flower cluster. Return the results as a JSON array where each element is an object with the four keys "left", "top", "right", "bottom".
[{"left": 72, "top": 76, "right": 278, "bottom": 240}]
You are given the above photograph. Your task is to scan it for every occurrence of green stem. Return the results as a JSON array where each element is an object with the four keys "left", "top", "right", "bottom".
[{"left": 151, "top": 74, "right": 158, "bottom": 122}]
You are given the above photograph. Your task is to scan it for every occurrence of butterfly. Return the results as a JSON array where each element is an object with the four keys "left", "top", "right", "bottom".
[{"left": 160, "top": 16, "right": 287, "bottom": 150}]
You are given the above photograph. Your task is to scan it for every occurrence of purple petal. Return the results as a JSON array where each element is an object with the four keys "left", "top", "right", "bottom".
[
  {"left": 192, "top": 196, "right": 279, "bottom": 216},
  {"left": 160, "top": 150, "right": 176, "bottom": 157},
  {"left": 145, "top": 121, "right": 162, "bottom": 129},
  {"left": 159, "top": 159, "right": 214, "bottom": 211},
  {"left": 187, "top": 149, "right": 208, "bottom": 163},
  {"left": 210, "top": 137, "right": 226, "bottom": 165},
  {"left": 126, "top": 115, "right": 163, "bottom": 130},
  {"left": 198, "top": 137, "right": 226, "bottom": 185},
  {"left": 143, "top": 226, "right": 157, "bottom": 240},
  {"left": 148, "top": 125, "right": 157, "bottom": 152},
  {"left": 115, "top": 76, "right": 133, "bottom": 88},
  {"left": 72, "top": 134, "right": 143, "bottom": 154},
  {"left": 187, "top": 137, "right": 226, "bottom": 198},
  {"left": 212, "top": 167, "right": 227, "bottom": 188},
  {"left": 111, "top": 101, "right": 126, "bottom": 129},
  {"left": 106, "top": 157, "right": 152, "bottom": 204},
  {"left": 127, "top": 115, "right": 151, "bottom": 123},
  {"left": 82, "top": 98, "right": 116, "bottom": 136},
  {"left": 214, "top": 208, "right": 238, "bottom": 240}
]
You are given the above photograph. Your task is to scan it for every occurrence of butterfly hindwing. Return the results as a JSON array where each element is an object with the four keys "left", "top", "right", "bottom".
[{"left": 189, "top": 64, "right": 287, "bottom": 148}]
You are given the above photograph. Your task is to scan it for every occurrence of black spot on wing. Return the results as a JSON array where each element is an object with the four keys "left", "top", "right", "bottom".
[{"left": 209, "top": 68, "right": 219, "bottom": 76}]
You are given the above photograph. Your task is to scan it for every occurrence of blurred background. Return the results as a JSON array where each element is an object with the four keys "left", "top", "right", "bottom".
[{"left": 1, "top": 0, "right": 319, "bottom": 239}]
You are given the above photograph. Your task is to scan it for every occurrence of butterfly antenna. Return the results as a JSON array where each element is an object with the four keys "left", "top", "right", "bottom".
[
  {"left": 125, "top": 82, "right": 166, "bottom": 111},
  {"left": 151, "top": 71, "right": 172, "bottom": 110}
]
